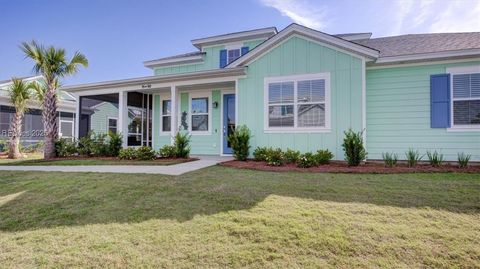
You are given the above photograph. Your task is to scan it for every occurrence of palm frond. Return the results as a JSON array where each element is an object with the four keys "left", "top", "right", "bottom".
[
  {"left": 64, "top": 51, "right": 89, "bottom": 75},
  {"left": 7, "top": 78, "right": 33, "bottom": 114}
]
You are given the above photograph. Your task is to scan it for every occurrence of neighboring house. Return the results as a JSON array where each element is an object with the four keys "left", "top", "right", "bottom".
[
  {"left": 62, "top": 24, "right": 480, "bottom": 160},
  {"left": 0, "top": 76, "right": 77, "bottom": 144}
]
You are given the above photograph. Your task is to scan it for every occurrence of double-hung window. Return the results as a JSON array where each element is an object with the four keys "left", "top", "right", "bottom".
[
  {"left": 227, "top": 49, "right": 241, "bottom": 64},
  {"left": 451, "top": 72, "right": 480, "bottom": 127},
  {"left": 191, "top": 96, "right": 209, "bottom": 132},
  {"left": 107, "top": 117, "right": 117, "bottom": 134},
  {"left": 161, "top": 100, "right": 171, "bottom": 132},
  {"left": 265, "top": 73, "right": 330, "bottom": 132}
]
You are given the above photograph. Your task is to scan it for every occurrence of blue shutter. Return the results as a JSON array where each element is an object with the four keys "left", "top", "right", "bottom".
[
  {"left": 430, "top": 74, "right": 451, "bottom": 128},
  {"left": 241, "top": 46, "right": 249, "bottom": 56},
  {"left": 219, "top": 49, "right": 227, "bottom": 68}
]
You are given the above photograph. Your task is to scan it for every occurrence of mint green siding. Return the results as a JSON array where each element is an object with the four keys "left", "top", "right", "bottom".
[
  {"left": 237, "top": 36, "right": 363, "bottom": 159},
  {"left": 90, "top": 102, "right": 118, "bottom": 135},
  {"left": 366, "top": 61, "right": 480, "bottom": 161},
  {"left": 152, "top": 90, "right": 223, "bottom": 155},
  {"left": 154, "top": 39, "right": 266, "bottom": 76},
  {"left": 152, "top": 95, "right": 171, "bottom": 149}
]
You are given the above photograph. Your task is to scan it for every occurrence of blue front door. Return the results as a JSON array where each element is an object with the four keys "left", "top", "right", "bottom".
[{"left": 223, "top": 94, "right": 235, "bottom": 154}]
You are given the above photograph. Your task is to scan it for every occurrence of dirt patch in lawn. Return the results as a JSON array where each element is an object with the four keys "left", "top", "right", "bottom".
[{"left": 221, "top": 160, "right": 480, "bottom": 173}]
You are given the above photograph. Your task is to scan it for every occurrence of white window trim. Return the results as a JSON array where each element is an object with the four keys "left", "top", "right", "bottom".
[
  {"left": 107, "top": 117, "right": 118, "bottom": 134},
  {"left": 447, "top": 65, "right": 480, "bottom": 132},
  {"left": 225, "top": 43, "right": 243, "bottom": 65},
  {"left": 159, "top": 94, "right": 172, "bottom": 136},
  {"left": 59, "top": 119, "right": 75, "bottom": 138},
  {"left": 189, "top": 91, "right": 212, "bottom": 135},
  {"left": 264, "top": 73, "right": 331, "bottom": 133}
]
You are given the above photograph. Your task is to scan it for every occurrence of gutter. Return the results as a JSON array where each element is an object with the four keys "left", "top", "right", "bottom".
[{"left": 61, "top": 67, "right": 246, "bottom": 92}]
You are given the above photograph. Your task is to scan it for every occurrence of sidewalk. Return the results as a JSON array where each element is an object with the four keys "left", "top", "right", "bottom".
[{"left": 0, "top": 155, "right": 233, "bottom": 176}]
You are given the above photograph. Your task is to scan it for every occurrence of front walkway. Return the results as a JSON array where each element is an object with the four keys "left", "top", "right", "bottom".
[{"left": 0, "top": 155, "right": 233, "bottom": 176}]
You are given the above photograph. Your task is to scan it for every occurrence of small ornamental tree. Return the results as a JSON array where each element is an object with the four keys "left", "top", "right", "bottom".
[
  {"left": 342, "top": 128, "right": 367, "bottom": 166},
  {"left": 228, "top": 125, "right": 251, "bottom": 161}
]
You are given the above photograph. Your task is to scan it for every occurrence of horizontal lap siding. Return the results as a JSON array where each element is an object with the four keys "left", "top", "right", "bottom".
[
  {"left": 238, "top": 36, "right": 363, "bottom": 160},
  {"left": 366, "top": 61, "right": 480, "bottom": 161},
  {"left": 154, "top": 39, "right": 266, "bottom": 76},
  {"left": 90, "top": 102, "right": 118, "bottom": 135}
]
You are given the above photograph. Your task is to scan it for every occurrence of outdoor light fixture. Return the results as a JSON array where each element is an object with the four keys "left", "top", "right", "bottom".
[{"left": 213, "top": 101, "right": 219, "bottom": 108}]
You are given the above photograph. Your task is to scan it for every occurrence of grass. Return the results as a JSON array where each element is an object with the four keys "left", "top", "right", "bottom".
[
  {"left": 0, "top": 154, "right": 188, "bottom": 166},
  {"left": 0, "top": 167, "right": 479, "bottom": 268}
]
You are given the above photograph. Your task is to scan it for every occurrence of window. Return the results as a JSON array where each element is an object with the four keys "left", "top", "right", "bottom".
[
  {"left": 227, "top": 49, "right": 241, "bottom": 64},
  {"left": 162, "top": 100, "right": 171, "bottom": 132},
  {"left": 127, "top": 107, "right": 144, "bottom": 146},
  {"left": 107, "top": 117, "right": 117, "bottom": 133},
  {"left": 452, "top": 73, "right": 480, "bottom": 126},
  {"left": 191, "top": 97, "right": 209, "bottom": 132},
  {"left": 265, "top": 73, "right": 330, "bottom": 132}
]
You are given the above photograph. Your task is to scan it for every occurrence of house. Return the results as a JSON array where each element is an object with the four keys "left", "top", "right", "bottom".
[
  {"left": 62, "top": 24, "right": 480, "bottom": 161},
  {"left": 0, "top": 76, "right": 77, "bottom": 145}
]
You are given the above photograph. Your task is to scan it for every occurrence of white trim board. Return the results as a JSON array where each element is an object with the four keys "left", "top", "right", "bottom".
[
  {"left": 446, "top": 65, "right": 480, "bottom": 132},
  {"left": 228, "top": 23, "right": 379, "bottom": 68},
  {"left": 263, "top": 72, "right": 331, "bottom": 133}
]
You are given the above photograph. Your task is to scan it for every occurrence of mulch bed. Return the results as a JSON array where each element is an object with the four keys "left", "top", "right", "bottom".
[{"left": 220, "top": 160, "right": 480, "bottom": 174}]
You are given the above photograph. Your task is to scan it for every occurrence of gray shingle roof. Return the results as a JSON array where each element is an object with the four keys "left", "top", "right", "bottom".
[
  {"left": 353, "top": 32, "right": 480, "bottom": 57},
  {"left": 145, "top": 51, "right": 205, "bottom": 63}
]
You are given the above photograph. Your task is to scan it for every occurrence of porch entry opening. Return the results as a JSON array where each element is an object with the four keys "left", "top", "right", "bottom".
[
  {"left": 79, "top": 92, "right": 152, "bottom": 147},
  {"left": 223, "top": 94, "right": 235, "bottom": 154}
]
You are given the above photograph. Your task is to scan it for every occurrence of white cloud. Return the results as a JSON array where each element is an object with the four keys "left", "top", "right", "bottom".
[
  {"left": 389, "top": 0, "right": 480, "bottom": 35},
  {"left": 259, "top": 0, "right": 328, "bottom": 30},
  {"left": 428, "top": 0, "right": 480, "bottom": 33}
]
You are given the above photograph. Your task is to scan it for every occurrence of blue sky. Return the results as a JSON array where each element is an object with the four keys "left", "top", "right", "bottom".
[{"left": 1, "top": 0, "right": 479, "bottom": 85}]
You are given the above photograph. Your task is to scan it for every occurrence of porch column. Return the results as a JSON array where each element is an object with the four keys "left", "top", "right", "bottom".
[
  {"left": 170, "top": 85, "right": 178, "bottom": 144},
  {"left": 74, "top": 94, "right": 80, "bottom": 140},
  {"left": 118, "top": 91, "right": 128, "bottom": 148}
]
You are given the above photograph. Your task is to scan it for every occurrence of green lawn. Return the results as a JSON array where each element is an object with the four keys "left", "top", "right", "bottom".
[
  {"left": 0, "top": 167, "right": 479, "bottom": 268},
  {"left": 0, "top": 154, "right": 188, "bottom": 166}
]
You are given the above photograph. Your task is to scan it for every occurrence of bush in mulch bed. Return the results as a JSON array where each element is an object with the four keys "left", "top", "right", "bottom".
[{"left": 220, "top": 160, "right": 480, "bottom": 174}]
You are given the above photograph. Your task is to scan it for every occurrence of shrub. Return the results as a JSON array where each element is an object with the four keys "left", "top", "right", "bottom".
[
  {"left": 108, "top": 132, "right": 123, "bottom": 157},
  {"left": 342, "top": 129, "right": 367, "bottom": 166},
  {"left": 55, "top": 138, "right": 77, "bottom": 157},
  {"left": 426, "top": 150, "right": 444, "bottom": 167},
  {"left": 405, "top": 148, "right": 423, "bottom": 167},
  {"left": 253, "top": 147, "right": 269, "bottom": 161},
  {"left": 457, "top": 152, "right": 471, "bottom": 168},
  {"left": 118, "top": 147, "right": 137, "bottom": 160},
  {"left": 77, "top": 132, "right": 94, "bottom": 156},
  {"left": 284, "top": 149, "right": 301, "bottom": 164},
  {"left": 90, "top": 133, "right": 109, "bottom": 157},
  {"left": 297, "top": 152, "right": 317, "bottom": 168},
  {"left": 136, "top": 146, "right": 156, "bottom": 161},
  {"left": 159, "top": 145, "right": 177, "bottom": 158},
  {"left": 382, "top": 152, "right": 398, "bottom": 167},
  {"left": 23, "top": 141, "right": 44, "bottom": 153},
  {"left": 174, "top": 132, "right": 190, "bottom": 158},
  {"left": 228, "top": 125, "right": 251, "bottom": 161},
  {"left": 0, "top": 139, "right": 9, "bottom": 152},
  {"left": 265, "top": 148, "right": 284, "bottom": 166},
  {"left": 315, "top": 149, "right": 333, "bottom": 165}
]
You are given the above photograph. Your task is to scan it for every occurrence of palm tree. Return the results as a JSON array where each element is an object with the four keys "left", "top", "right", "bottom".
[
  {"left": 7, "top": 78, "right": 34, "bottom": 159},
  {"left": 21, "top": 41, "right": 88, "bottom": 158}
]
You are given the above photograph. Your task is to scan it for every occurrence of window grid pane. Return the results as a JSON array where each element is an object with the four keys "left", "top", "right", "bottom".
[
  {"left": 453, "top": 100, "right": 480, "bottom": 125},
  {"left": 162, "top": 100, "right": 171, "bottom": 115},
  {"left": 298, "top": 104, "right": 325, "bottom": 127},
  {"left": 162, "top": 116, "right": 171, "bottom": 132},
  {"left": 298, "top": 79, "right": 325, "bottom": 103},
  {"left": 268, "top": 82, "right": 294, "bottom": 104}
]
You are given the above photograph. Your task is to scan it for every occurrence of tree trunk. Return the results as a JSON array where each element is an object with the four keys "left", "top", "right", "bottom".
[
  {"left": 42, "top": 83, "right": 59, "bottom": 159},
  {"left": 8, "top": 110, "right": 23, "bottom": 159}
]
